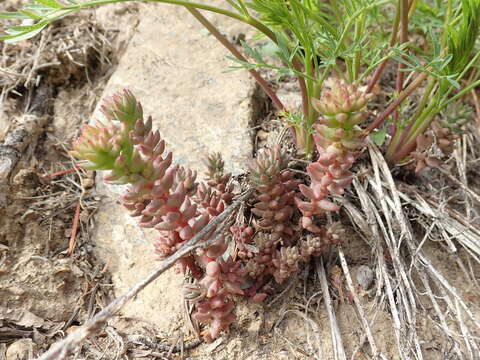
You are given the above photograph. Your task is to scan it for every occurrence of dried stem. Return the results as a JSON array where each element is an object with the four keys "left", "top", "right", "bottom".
[
  {"left": 395, "top": 0, "right": 409, "bottom": 94},
  {"left": 337, "top": 247, "right": 379, "bottom": 357},
  {"left": 366, "top": 0, "right": 401, "bottom": 93},
  {"left": 365, "top": 71, "right": 428, "bottom": 134},
  {"left": 316, "top": 257, "right": 346, "bottom": 360}
]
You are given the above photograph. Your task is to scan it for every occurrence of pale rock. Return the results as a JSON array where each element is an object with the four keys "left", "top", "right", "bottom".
[
  {"left": 90, "top": 3, "right": 258, "bottom": 330},
  {"left": 0, "top": 343, "right": 6, "bottom": 360},
  {"left": 6, "top": 339, "right": 35, "bottom": 360}
]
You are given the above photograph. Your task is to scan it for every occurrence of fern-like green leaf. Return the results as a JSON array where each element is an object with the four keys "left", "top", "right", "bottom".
[
  {"left": 35, "top": 0, "right": 63, "bottom": 9},
  {"left": 0, "top": 24, "right": 47, "bottom": 42},
  {"left": 0, "top": 12, "right": 31, "bottom": 19}
]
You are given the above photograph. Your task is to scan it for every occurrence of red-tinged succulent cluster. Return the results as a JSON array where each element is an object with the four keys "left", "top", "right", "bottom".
[
  {"left": 236, "top": 222, "right": 343, "bottom": 286},
  {"left": 299, "top": 223, "right": 343, "bottom": 259},
  {"left": 175, "top": 166, "right": 198, "bottom": 195},
  {"left": 205, "top": 152, "right": 234, "bottom": 204},
  {"left": 238, "top": 232, "right": 291, "bottom": 285},
  {"left": 248, "top": 146, "right": 298, "bottom": 243},
  {"left": 71, "top": 90, "right": 247, "bottom": 341},
  {"left": 432, "top": 121, "right": 461, "bottom": 155},
  {"left": 411, "top": 103, "right": 471, "bottom": 172},
  {"left": 409, "top": 132, "right": 442, "bottom": 173},
  {"left": 195, "top": 182, "right": 226, "bottom": 218},
  {"left": 192, "top": 259, "right": 246, "bottom": 342},
  {"left": 71, "top": 90, "right": 211, "bottom": 278},
  {"left": 229, "top": 146, "right": 343, "bottom": 289},
  {"left": 187, "top": 154, "right": 252, "bottom": 341},
  {"left": 296, "top": 80, "right": 373, "bottom": 232},
  {"left": 230, "top": 223, "right": 255, "bottom": 258},
  {"left": 71, "top": 89, "right": 345, "bottom": 343}
]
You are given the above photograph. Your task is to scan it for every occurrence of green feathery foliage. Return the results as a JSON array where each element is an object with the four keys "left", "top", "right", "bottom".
[{"left": 445, "top": 0, "right": 480, "bottom": 75}]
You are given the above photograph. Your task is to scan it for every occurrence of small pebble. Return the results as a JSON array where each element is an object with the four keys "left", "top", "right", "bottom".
[
  {"left": 256, "top": 129, "right": 269, "bottom": 140},
  {"left": 6, "top": 339, "right": 35, "bottom": 360},
  {"left": 356, "top": 265, "right": 374, "bottom": 290},
  {"left": 81, "top": 178, "right": 95, "bottom": 188}
]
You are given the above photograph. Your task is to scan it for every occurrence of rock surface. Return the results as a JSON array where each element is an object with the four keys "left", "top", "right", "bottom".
[
  {"left": 6, "top": 339, "right": 36, "bottom": 360},
  {"left": 90, "top": 3, "right": 259, "bottom": 331}
]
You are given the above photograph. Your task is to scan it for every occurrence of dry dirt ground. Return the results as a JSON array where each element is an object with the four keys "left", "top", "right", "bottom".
[{"left": 1, "top": 2, "right": 480, "bottom": 360}]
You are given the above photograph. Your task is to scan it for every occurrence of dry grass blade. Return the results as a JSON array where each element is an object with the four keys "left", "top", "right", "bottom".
[
  {"left": 417, "top": 271, "right": 464, "bottom": 358},
  {"left": 337, "top": 247, "right": 379, "bottom": 358},
  {"left": 343, "top": 142, "right": 480, "bottom": 359},
  {"left": 316, "top": 257, "right": 347, "bottom": 360},
  {"left": 367, "top": 147, "right": 424, "bottom": 359},
  {"left": 397, "top": 187, "right": 480, "bottom": 263},
  {"left": 351, "top": 178, "right": 411, "bottom": 359}
]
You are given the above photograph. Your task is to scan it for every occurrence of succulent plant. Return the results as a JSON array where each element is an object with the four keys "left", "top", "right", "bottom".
[
  {"left": 71, "top": 90, "right": 210, "bottom": 278},
  {"left": 192, "top": 258, "right": 246, "bottom": 342},
  {"left": 299, "top": 222, "right": 343, "bottom": 259},
  {"left": 272, "top": 246, "right": 300, "bottom": 283},
  {"left": 205, "top": 152, "right": 234, "bottom": 204},
  {"left": 409, "top": 132, "right": 442, "bottom": 173},
  {"left": 312, "top": 81, "right": 373, "bottom": 151},
  {"left": 433, "top": 102, "right": 471, "bottom": 154},
  {"left": 409, "top": 103, "right": 471, "bottom": 172},
  {"left": 195, "top": 182, "right": 226, "bottom": 218},
  {"left": 72, "top": 90, "right": 246, "bottom": 340},
  {"left": 230, "top": 224, "right": 255, "bottom": 259},
  {"left": 296, "top": 80, "right": 372, "bottom": 232},
  {"left": 175, "top": 166, "right": 198, "bottom": 195},
  {"left": 71, "top": 90, "right": 346, "bottom": 343},
  {"left": 248, "top": 146, "right": 298, "bottom": 242}
]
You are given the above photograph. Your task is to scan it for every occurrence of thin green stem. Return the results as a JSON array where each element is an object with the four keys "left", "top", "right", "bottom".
[
  {"left": 436, "top": 51, "right": 480, "bottom": 105},
  {"left": 436, "top": 78, "right": 480, "bottom": 113},
  {"left": 292, "top": 57, "right": 310, "bottom": 125},
  {"left": 405, "top": 102, "right": 437, "bottom": 143},
  {"left": 408, "top": 0, "right": 418, "bottom": 14},
  {"left": 393, "top": 54, "right": 480, "bottom": 160},
  {"left": 69, "top": 0, "right": 243, "bottom": 20},
  {"left": 304, "top": 47, "right": 314, "bottom": 99},
  {"left": 315, "top": 64, "right": 332, "bottom": 97},
  {"left": 392, "top": 79, "right": 480, "bottom": 163},
  {"left": 63, "top": 0, "right": 278, "bottom": 42},
  {"left": 386, "top": 76, "right": 436, "bottom": 159},
  {"left": 353, "top": 12, "right": 366, "bottom": 81},
  {"left": 292, "top": 0, "right": 337, "bottom": 37},
  {"left": 390, "top": 0, "right": 409, "bottom": 143},
  {"left": 236, "top": 0, "right": 249, "bottom": 16},
  {"left": 441, "top": 0, "right": 453, "bottom": 48},
  {"left": 391, "top": 104, "right": 436, "bottom": 162}
]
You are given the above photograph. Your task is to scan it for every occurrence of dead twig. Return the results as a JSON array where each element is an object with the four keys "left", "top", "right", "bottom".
[
  {"left": 316, "top": 257, "right": 347, "bottom": 360},
  {"left": 337, "top": 247, "right": 380, "bottom": 358},
  {"left": 42, "top": 165, "right": 82, "bottom": 180},
  {"left": 36, "top": 189, "right": 253, "bottom": 360},
  {"left": 67, "top": 202, "right": 82, "bottom": 256},
  {"left": 470, "top": 89, "right": 480, "bottom": 130}
]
